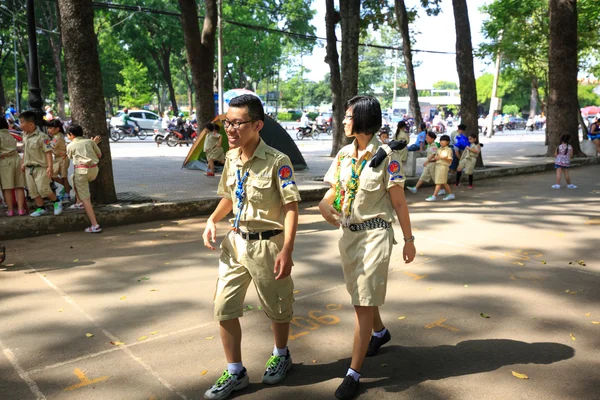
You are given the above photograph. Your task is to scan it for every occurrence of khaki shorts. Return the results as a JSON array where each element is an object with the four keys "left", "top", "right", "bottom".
[
  {"left": 52, "top": 157, "right": 70, "bottom": 178},
  {"left": 434, "top": 164, "right": 449, "bottom": 185},
  {"left": 420, "top": 164, "right": 436, "bottom": 183},
  {"left": 0, "top": 155, "right": 26, "bottom": 190},
  {"left": 214, "top": 230, "right": 294, "bottom": 323},
  {"left": 25, "top": 165, "right": 53, "bottom": 198},
  {"left": 458, "top": 158, "right": 476, "bottom": 175},
  {"left": 72, "top": 167, "right": 98, "bottom": 201},
  {"left": 339, "top": 227, "right": 394, "bottom": 306}
]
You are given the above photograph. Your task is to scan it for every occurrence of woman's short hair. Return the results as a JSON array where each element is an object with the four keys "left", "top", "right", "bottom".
[
  {"left": 426, "top": 131, "right": 437, "bottom": 140},
  {"left": 47, "top": 119, "right": 65, "bottom": 133},
  {"left": 205, "top": 122, "right": 217, "bottom": 131},
  {"left": 345, "top": 95, "right": 381, "bottom": 135},
  {"left": 0, "top": 117, "right": 8, "bottom": 130}
]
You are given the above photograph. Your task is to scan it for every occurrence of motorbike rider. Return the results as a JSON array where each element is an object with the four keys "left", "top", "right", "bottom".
[
  {"left": 122, "top": 109, "right": 140, "bottom": 134},
  {"left": 300, "top": 110, "right": 310, "bottom": 128}
]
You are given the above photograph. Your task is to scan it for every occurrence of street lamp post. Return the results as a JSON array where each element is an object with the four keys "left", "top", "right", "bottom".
[
  {"left": 25, "top": 0, "right": 44, "bottom": 125},
  {"left": 13, "top": 13, "right": 19, "bottom": 113}
]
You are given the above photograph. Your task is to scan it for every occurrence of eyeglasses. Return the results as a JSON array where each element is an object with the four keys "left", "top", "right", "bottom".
[
  {"left": 223, "top": 119, "right": 255, "bottom": 129},
  {"left": 344, "top": 115, "right": 354, "bottom": 120}
]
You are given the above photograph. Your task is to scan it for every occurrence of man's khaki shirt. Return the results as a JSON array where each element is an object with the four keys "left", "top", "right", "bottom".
[
  {"left": 23, "top": 128, "right": 52, "bottom": 167},
  {"left": 324, "top": 134, "right": 405, "bottom": 225},
  {"left": 66, "top": 137, "right": 101, "bottom": 171},
  {"left": 217, "top": 139, "right": 301, "bottom": 231},
  {"left": 0, "top": 129, "right": 18, "bottom": 156},
  {"left": 51, "top": 134, "right": 67, "bottom": 158}
]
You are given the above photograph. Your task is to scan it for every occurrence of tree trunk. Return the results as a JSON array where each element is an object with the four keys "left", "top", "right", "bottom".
[
  {"left": 50, "top": 40, "right": 66, "bottom": 119},
  {"left": 325, "top": 0, "right": 344, "bottom": 157},
  {"left": 162, "top": 51, "right": 178, "bottom": 115},
  {"left": 547, "top": 0, "right": 582, "bottom": 156},
  {"left": 577, "top": 103, "right": 588, "bottom": 140},
  {"left": 340, "top": 0, "right": 360, "bottom": 106},
  {"left": 452, "top": 0, "right": 482, "bottom": 166},
  {"left": 394, "top": 0, "right": 422, "bottom": 129},
  {"left": 57, "top": 0, "right": 117, "bottom": 204},
  {"left": 0, "top": 71, "right": 5, "bottom": 108},
  {"left": 529, "top": 78, "right": 538, "bottom": 117},
  {"left": 178, "top": 0, "right": 216, "bottom": 127}
]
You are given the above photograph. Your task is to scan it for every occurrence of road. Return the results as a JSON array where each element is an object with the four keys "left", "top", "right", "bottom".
[{"left": 1, "top": 166, "right": 599, "bottom": 399}]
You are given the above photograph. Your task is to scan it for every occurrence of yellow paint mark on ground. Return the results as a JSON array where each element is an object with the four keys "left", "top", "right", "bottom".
[
  {"left": 64, "top": 368, "right": 109, "bottom": 391},
  {"left": 509, "top": 275, "right": 544, "bottom": 283},
  {"left": 424, "top": 318, "right": 459, "bottom": 332},
  {"left": 585, "top": 220, "right": 600, "bottom": 225},
  {"left": 403, "top": 271, "right": 429, "bottom": 281}
]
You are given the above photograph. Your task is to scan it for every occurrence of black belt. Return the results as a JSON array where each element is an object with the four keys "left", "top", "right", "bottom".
[
  {"left": 235, "top": 229, "right": 283, "bottom": 241},
  {"left": 348, "top": 217, "right": 391, "bottom": 232}
]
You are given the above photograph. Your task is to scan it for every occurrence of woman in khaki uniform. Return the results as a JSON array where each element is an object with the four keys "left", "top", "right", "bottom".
[
  {"left": 203, "top": 122, "right": 225, "bottom": 177},
  {"left": 394, "top": 121, "right": 410, "bottom": 166},
  {"left": 0, "top": 117, "right": 26, "bottom": 216},
  {"left": 319, "top": 96, "right": 416, "bottom": 400},
  {"left": 48, "top": 119, "right": 71, "bottom": 200}
]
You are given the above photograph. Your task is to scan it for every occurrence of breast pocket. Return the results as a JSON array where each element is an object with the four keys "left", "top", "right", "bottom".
[
  {"left": 225, "top": 174, "right": 236, "bottom": 189},
  {"left": 361, "top": 180, "right": 382, "bottom": 192},
  {"left": 247, "top": 177, "right": 273, "bottom": 203}
]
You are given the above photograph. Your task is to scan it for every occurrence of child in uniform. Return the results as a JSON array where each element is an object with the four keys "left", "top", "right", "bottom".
[
  {"left": 48, "top": 119, "right": 71, "bottom": 201},
  {"left": 456, "top": 133, "right": 481, "bottom": 189},
  {"left": 203, "top": 122, "right": 225, "bottom": 177},
  {"left": 394, "top": 122, "right": 409, "bottom": 167},
  {"left": 66, "top": 124, "right": 103, "bottom": 232},
  {"left": 19, "top": 110, "right": 63, "bottom": 217},
  {"left": 379, "top": 131, "right": 390, "bottom": 144},
  {"left": 406, "top": 132, "right": 444, "bottom": 195},
  {"left": 552, "top": 134, "right": 577, "bottom": 189},
  {"left": 0, "top": 117, "right": 27, "bottom": 216},
  {"left": 425, "top": 134, "right": 454, "bottom": 201}
]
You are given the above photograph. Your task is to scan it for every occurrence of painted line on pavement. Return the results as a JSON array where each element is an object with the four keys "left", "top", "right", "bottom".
[
  {"left": 26, "top": 264, "right": 189, "bottom": 400},
  {"left": 0, "top": 338, "right": 47, "bottom": 400}
]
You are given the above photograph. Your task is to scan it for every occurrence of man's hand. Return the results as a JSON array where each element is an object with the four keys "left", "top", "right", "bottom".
[
  {"left": 403, "top": 241, "right": 416, "bottom": 263},
  {"left": 423, "top": 160, "right": 429, "bottom": 167},
  {"left": 274, "top": 247, "right": 293, "bottom": 280},
  {"left": 202, "top": 220, "right": 217, "bottom": 250},
  {"left": 21, "top": 164, "right": 25, "bottom": 173},
  {"left": 319, "top": 199, "right": 341, "bottom": 227},
  {"left": 92, "top": 136, "right": 102, "bottom": 144},
  {"left": 434, "top": 155, "right": 440, "bottom": 161},
  {"left": 46, "top": 167, "right": 53, "bottom": 179}
]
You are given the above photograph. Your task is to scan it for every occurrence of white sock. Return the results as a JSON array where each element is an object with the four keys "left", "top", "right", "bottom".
[
  {"left": 273, "top": 345, "right": 288, "bottom": 357},
  {"left": 346, "top": 368, "right": 360, "bottom": 382},
  {"left": 227, "top": 362, "right": 243, "bottom": 375},
  {"left": 373, "top": 327, "right": 387, "bottom": 338}
]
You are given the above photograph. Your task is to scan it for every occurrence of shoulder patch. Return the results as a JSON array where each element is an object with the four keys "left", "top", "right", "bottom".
[
  {"left": 44, "top": 139, "right": 51, "bottom": 146},
  {"left": 278, "top": 165, "right": 293, "bottom": 180},
  {"left": 388, "top": 160, "right": 401, "bottom": 175}
]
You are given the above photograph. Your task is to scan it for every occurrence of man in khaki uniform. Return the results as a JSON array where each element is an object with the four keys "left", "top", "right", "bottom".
[
  {"left": 66, "top": 124, "right": 102, "bottom": 233},
  {"left": 202, "top": 95, "right": 301, "bottom": 400},
  {"left": 203, "top": 122, "right": 225, "bottom": 177},
  {"left": 0, "top": 117, "right": 27, "bottom": 216},
  {"left": 19, "top": 111, "right": 62, "bottom": 217}
]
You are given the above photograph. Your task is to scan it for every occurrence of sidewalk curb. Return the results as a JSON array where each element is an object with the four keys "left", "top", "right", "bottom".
[{"left": 2, "top": 157, "right": 598, "bottom": 240}]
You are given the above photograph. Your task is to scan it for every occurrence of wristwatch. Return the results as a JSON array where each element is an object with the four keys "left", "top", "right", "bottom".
[{"left": 404, "top": 235, "right": 415, "bottom": 243}]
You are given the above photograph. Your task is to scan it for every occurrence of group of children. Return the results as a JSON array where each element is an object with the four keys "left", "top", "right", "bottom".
[{"left": 0, "top": 111, "right": 103, "bottom": 232}]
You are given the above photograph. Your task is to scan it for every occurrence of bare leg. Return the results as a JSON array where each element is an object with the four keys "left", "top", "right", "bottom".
[
  {"left": 80, "top": 198, "right": 99, "bottom": 226},
  {"left": 433, "top": 184, "right": 442, "bottom": 196},
  {"left": 220, "top": 318, "right": 242, "bottom": 363},
  {"left": 2, "top": 190, "right": 14, "bottom": 212},
  {"left": 47, "top": 192, "right": 57, "bottom": 202},
  {"left": 414, "top": 179, "right": 424, "bottom": 190},
  {"left": 15, "top": 188, "right": 26, "bottom": 212},
  {"left": 350, "top": 306, "right": 375, "bottom": 372},
  {"left": 33, "top": 195, "right": 44, "bottom": 207},
  {"left": 564, "top": 169, "right": 571, "bottom": 185},
  {"left": 372, "top": 307, "right": 384, "bottom": 332},
  {"left": 272, "top": 321, "right": 290, "bottom": 350},
  {"left": 62, "top": 177, "right": 71, "bottom": 195},
  {"left": 594, "top": 140, "right": 600, "bottom": 155},
  {"left": 443, "top": 183, "right": 453, "bottom": 195},
  {"left": 556, "top": 168, "right": 562, "bottom": 185},
  {"left": 208, "top": 159, "right": 215, "bottom": 173}
]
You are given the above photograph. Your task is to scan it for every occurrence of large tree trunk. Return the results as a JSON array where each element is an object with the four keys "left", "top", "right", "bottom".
[
  {"left": 547, "top": 0, "right": 582, "bottom": 156},
  {"left": 41, "top": 0, "right": 66, "bottom": 119},
  {"left": 394, "top": 0, "right": 422, "bottom": 130},
  {"left": 577, "top": 102, "right": 589, "bottom": 140},
  {"left": 325, "top": 0, "right": 344, "bottom": 157},
  {"left": 452, "top": 0, "right": 481, "bottom": 166},
  {"left": 178, "top": 0, "right": 216, "bottom": 127},
  {"left": 529, "top": 79, "right": 538, "bottom": 118},
  {"left": 57, "top": 0, "right": 117, "bottom": 204},
  {"left": 162, "top": 51, "right": 178, "bottom": 115}
]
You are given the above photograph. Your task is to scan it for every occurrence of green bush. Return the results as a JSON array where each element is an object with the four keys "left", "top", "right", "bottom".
[
  {"left": 277, "top": 112, "right": 293, "bottom": 121},
  {"left": 307, "top": 112, "right": 319, "bottom": 120},
  {"left": 502, "top": 104, "right": 521, "bottom": 116},
  {"left": 289, "top": 111, "right": 302, "bottom": 121}
]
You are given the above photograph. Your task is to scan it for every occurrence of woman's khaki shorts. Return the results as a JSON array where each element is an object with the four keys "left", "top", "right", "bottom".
[
  {"left": 0, "top": 155, "right": 26, "bottom": 190},
  {"left": 52, "top": 157, "right": 70, "bottom": 178},
  {"left": 25, "top": 166, "right": 52, "bottom": 198},
  {"left": 419, "top": 164, "right": 436, "bottom": 183},
  {"left": 339, "top": 227, "right": 394, "bottom": 307},
  {"left": 458, "top": 158, "right": 476, "bottom": 175},
  {"left": 72, "top": 167, "right": 98, "bottom": 201},
  {"left": 434, "top": 164, "right": 449, "bottom": 185},
  {"left": 214, "top": 230, "right": 294, "bottom": 323}
]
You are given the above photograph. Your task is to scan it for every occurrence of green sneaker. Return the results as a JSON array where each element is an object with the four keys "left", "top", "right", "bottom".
[
  {"left": 30, "top": 208, "right": 48, "bottom": 217},
  {"left": 204, "top": 369, "right": 249, "bottom": 400},
  {"left": 262, "top": 351, "right": 292, "bottom": 384}
]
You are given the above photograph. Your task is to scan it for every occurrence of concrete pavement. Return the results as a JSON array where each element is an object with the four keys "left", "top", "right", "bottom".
[{"left": 1, "top": 166, "right": 599, "bottom": 399}]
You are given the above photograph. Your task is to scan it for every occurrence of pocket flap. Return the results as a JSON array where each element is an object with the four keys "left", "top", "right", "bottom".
[{"left": 249, "top": 177, "right": 272, "bottom": 189}]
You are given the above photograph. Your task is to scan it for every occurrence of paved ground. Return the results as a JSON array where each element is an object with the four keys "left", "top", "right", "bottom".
[
  {"left": 1, "top": 165, "right": 599, "bottom": 400},
  {"left": 109, "top": 130, "right": 554, "bottom": 202}
]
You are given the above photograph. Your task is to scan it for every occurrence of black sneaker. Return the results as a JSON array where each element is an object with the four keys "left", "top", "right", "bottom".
[
  {"left": 366, "top": 329, "right": 391, "bottom": 357},
  {"left": 335, "top": 375, "right": 360, "bottom": 400}
]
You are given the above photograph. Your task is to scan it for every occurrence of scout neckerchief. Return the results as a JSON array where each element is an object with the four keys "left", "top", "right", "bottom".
[
  {"left": 333, "top": 149, "right": 369, "bottom": 222},
  {"left": 232, "top": 168, "right": 250, "bottom": 230}
]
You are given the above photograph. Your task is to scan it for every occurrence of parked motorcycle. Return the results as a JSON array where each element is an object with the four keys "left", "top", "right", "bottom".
[
  {"left": 296, "top": 126, "right": 318, "bottom": 140},
  {"left": 165, "top": 125, "right": 198, "bottom": 147}
]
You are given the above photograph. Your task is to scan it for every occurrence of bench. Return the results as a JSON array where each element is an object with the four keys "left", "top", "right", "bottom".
[{"left": 405, "top": 150, "right": 428, "bottom": 177}]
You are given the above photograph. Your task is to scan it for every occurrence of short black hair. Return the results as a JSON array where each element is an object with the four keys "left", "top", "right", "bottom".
[
  {"left": 440, "top": 134, "right": 450, "bottom": 142},
  {"left": 420, "top": 122, "right": 427, "bottom": 130},
  {"left": 67, "top": 124, "right": 84, "bottom": 137},
  {"left": 19, "top": 110, "right": 36, "bottom": 123},
  {"left": 397, "top": 120, "right": 407, "bottom": 128},
  {"left": 0, "top": 117, "right": 8, "bottom": 130},
  {"left": 205, "top": 122, "right": 217, "bottom": 131},
  {"left": 345, "top": 95, "right": 381, "bottom": 135},
  {"left": 229, "top": 94, "right": 264, "bottom": 122},
  {"left": 458, "top": 124, "right": 467, "bottom": 130},
  {"left": 47, "top": 119, "right": 65, "bottom": 134},
  {"left": 427, "top": 131, "right": 437, "bottom": 140}
]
